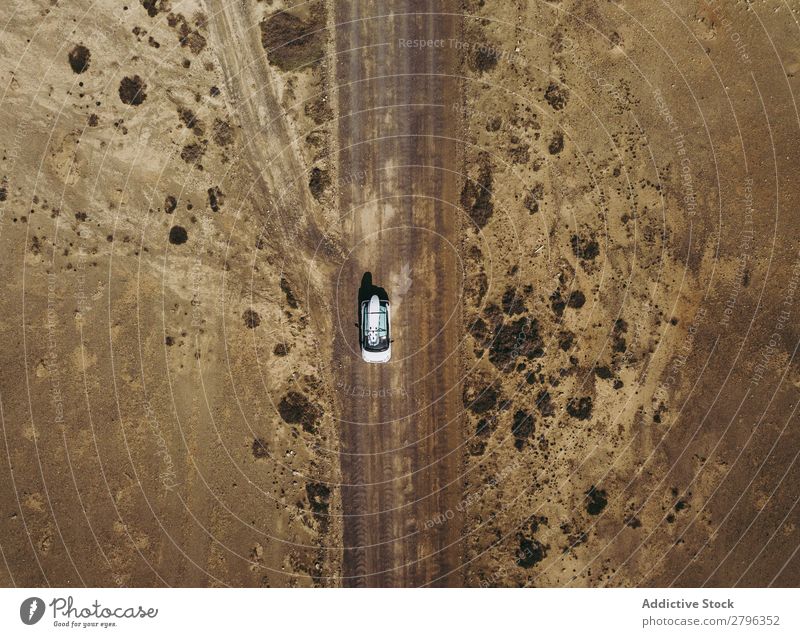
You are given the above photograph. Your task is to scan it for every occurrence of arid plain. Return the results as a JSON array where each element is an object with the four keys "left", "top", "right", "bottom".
[{"left": 0, "top": 0, "right": 798, "bottom": 587}]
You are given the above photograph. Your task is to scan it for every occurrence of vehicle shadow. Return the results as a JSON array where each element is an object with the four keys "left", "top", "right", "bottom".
[
  {"left": 358, "top": 272, "right": 388, "bottom": 305},
  {"left": 357, "top": 272, "right": 388, "bottom": 327}
]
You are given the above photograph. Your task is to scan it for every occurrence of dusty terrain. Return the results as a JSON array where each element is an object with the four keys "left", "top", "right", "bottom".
[
  {"left": 0, "top": 0, "right": 798, "bottom": 588},
  {"left": 456, "top": 0, "right": 800, "bottom": 587},
  {"left": 333, "top": 0, "right": 463, "bottom": 587}
]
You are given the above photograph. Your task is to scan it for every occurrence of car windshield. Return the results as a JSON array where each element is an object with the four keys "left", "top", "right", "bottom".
[{"left": 362, "top": 301, "right": 389, "bottom": 351}]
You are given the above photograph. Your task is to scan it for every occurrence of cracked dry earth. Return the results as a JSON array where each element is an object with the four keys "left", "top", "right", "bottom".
[{"left": 0, "top": 0, "right": 798, "bottom": 588}]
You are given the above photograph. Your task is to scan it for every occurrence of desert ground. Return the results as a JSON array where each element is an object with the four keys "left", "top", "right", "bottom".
[{"left": 0, "top": 0, "right": 798, "bottom": 587}]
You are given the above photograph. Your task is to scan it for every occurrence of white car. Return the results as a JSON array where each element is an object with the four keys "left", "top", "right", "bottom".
[{"left": 360, "top": 294, "right": 391, "bottom": 363}]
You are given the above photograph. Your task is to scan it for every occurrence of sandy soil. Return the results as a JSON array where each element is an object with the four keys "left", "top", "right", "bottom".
[
  {"left": 456, "top": 0, "right": 800, "bottom": 587},
  {"left": 0, "top": 0, "right": 798, "bottom": 588},
  {"left": 0, "top": 0, "right": 340, "bottom": 587}
]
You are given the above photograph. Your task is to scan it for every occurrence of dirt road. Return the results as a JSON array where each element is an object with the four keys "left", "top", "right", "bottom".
[{"left": 332, "top": 0, "right": 464, "bottom": 587}]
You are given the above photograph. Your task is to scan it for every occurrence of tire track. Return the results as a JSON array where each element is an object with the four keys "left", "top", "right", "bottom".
[{"left": 333, "top": 0, "right": 464, "bottom": 587}]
